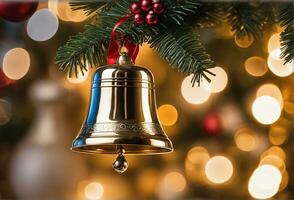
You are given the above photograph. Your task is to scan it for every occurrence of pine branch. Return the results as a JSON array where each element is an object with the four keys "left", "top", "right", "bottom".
[
  {"left": 69, "top": 0, "right": 111, "bottom": 15},
  {"left": 278, "top": 4, "right": 294, "bottom": 64},
  {"left": 224, "top": 3, "right": 271, "bottom": 39},
  {"left": 149, "top": 27, "right": 215, "bottom": 86},
  {"left": 55, "top": 25, "right": 109, "bottom": 77}
]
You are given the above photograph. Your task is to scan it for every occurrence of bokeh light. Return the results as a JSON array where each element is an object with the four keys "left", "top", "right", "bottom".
[
  {"left": 136, "top": 168, "right": 160, "bottom": 196},
  {"left": 259, "top": 155, "right": 285, "bottom": 174},
  {"left": 244, "top": 56, "right": 268, "bottom": 77},
  {"left": 268, "top": 33, "right": 281, "bottom": 53},
  {"left": 261, "top": 146, "right": 286, "bottom": 161},
  {"left": 205, "top": 156, "right": 233, "bottom": 184},
  {"left": 234, "top": 127, "right": 258, "bottom": 152},
  {"left": 84, "top": 182, "right": 104, "bottom": 200},
  {"left": 234, "top": 35, "right": 254, "bottom": 48},
  {"left": 27, "top": 9, "right": 59, "bottom": 42},
  {"left": 163, "top": 172, "right": 186, "bottom": 193},
  {"left": 252, "top": 96, "right": 281, "bottom": 125},
  {"left": 267, "top": 49, "right": 294, "bottom": 77},
  {"left": 158, "top": 104, "right": 178, "bottom": 126},
  {"left": 0, "top": 99, "right": 12, "bottom": 125},
  {"left": 2, "top": 48, "right": 30, "bottom": 80},
  {"left": 48, "top": 0, "right": 88, "bottom": 22},
  {"left": 256, "top": 83, "right": 283, "bottom": 107},
  {"left": 248, "top": 165, "right": 282, "bottom": 199},
  {"left": 208, "top": 67, "right": 228, "bottom": 93},
  {"left": 185, "top": 146, "right": 210, "bottom": 183},
  {"left": 67, "top": 68, "right": 89, "bottom": 84},
  {"left": 269, "top": 126, "right": 288, "bottom": 146},
  {"left": 181, "top": 75, "right": 211, "bottom": 105}
]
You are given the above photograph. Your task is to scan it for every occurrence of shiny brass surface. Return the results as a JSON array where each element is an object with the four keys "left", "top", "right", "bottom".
[{"left": 71, "top": 55, "right": 173, "bottom": 155}]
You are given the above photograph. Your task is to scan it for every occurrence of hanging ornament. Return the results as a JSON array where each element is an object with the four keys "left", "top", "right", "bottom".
[
  {"left": 130, "top": 2, "right": 141, "bottom": 14},
  {"left": 146, "top": 10, "right": 158, "bottom": 25},
  {"left": 202, "top": 112, "right": 222, "bottom": 135},
  {"left": 0, "top": 2, "right": 38, "bottom": 22},
  {"left": 71, "top": 16, "right": 173, "bottom": 174},
  {"left": 140, "top": 0, "right": 152, "bottom": 12}
]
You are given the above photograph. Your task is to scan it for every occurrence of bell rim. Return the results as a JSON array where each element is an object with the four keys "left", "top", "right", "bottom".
[{"left": 71, "top": 136, "right": 173, "bottom": 155}]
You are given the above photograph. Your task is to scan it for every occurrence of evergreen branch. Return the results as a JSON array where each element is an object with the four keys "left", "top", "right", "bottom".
[
  {"left": 278, "top": 4, "right": 294, "bottom": 64},
  {"left": 70, "top": 1, "right": 107, "bottom": 15},
  {"left": 224, "top": 3, "right": 270, "bottom": 39},
  {"left": 55, "top": 25, "right": 110, "bottom": 77},
  {"left": 149, "top": 27, "right": 215, "bottom": 86}
]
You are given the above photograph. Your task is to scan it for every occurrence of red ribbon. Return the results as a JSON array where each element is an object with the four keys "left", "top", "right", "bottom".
[{"left": 107, "top": 16, "right": 139, "bottom": 64}]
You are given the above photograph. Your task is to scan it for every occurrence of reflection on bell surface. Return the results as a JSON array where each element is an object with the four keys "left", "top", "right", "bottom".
[{"left": 71, "top": 53, "right": 173, "bottom": 156}]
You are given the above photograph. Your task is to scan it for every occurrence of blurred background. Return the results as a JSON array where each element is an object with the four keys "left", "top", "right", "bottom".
[{"left": 0, "top": 1, "right": 293, "bottom": 200}]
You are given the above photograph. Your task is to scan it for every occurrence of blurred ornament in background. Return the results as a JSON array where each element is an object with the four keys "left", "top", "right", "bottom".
[
  {"left": 248, "top": 164, "right": 282, "bottom": 199},
  {"left": 244, "top": 56, "right": 268, "bottom": 77},
  {"left": 267, "top": 49, "right": 294, "bottom": 77},
  {"left": 234, "top": 34, "right": 254, "bottom": 48},
  {"left": 202, "top": 112, "right": 222, "bottom": 135},
  {"left": 9, "top": 80, "right": 86, "bottom": 200},
  {"left": 157, "top": 170, "right": 186, "bottom": 200},
  {"left": 27, "top": 9, "right": 59, "bottom": 42},
  {"left": 208, "top": 66, "right": 228, "bottom": 93},
  {"left": 0, "top": 69, "right": 14, "bottom": 88},
  {"left": 158, "top": 104, "right": 178, "bottom": 126},
  {"left": 205, "top": 155, "right": 233, "bottom": 184},
  {"left": 2, "top": 47, "right": 30, "bottom": 80},
  {"left": 0, "top": 99, "right": 12, "bottom": 125},
  {"left": 256, "top": 83, "right": 283, "bottom": 107},
  {"left": 252, "top": 96, "right": 281, "bottom": 125},
  {"left": 0, "top": 2, "right": 38, "bottom": 22},
  {"left": 181, "top": 75, "right": 211, "bottom": 105}
]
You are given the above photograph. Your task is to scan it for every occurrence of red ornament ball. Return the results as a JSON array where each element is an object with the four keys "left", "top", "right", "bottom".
[
  {"left": 146, "top": 11, "right": 158, "bottom": 25},
  {"left": 202, "top": 113, "right": 222, "bottom": 135},
  {"left": 140, "top": 0, "right": 152, "bottom": 12},
  {"left": 134, "top": 13, "right": 144, "bottom": 25},
  {"left": 130, "top": 2, "right": 141, "bottom": 14},
  {"left": 153, "top": 2, "right": 164, "bottom": 14},
  {"left": 0, "top": 2, "right": 38, "bottom": 22}
]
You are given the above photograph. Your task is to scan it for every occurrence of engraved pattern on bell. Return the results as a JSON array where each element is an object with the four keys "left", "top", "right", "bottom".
[{"left": 113, "top": 154, "right": 128, "bottom": 174}]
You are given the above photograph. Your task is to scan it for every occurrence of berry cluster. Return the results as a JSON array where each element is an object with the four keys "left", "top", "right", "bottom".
[{"left": 130, "top": 0, "right": 164, "bottom": 26}]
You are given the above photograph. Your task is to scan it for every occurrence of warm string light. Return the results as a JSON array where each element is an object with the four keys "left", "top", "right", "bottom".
[
  {"left": 248, "top": 165, "right": 282, "bottom": 199},
  {"left": 204, "top": 156, "right": 234, "bottom": 184},
  {"left": 268, "top": 126, "right": 288, "bottom": 146},
  {"left": 181, "top": 75, "right": 211, "bottom": 105},
  {"left": 208, "top": 66, "right": 228, "bottom": 93},
  {"left": 2, "top": 48, "right": 30, "bottom": 80},
  {"left": 256, "top": 83, "right": 283, "bottom": 107},
  {"left": 234, "top": 127, "right": 258, "bottom": 152},
  {"left": 84, "top": 182, "right": 104, "bottom": 200},
  {"left": 267, "top": 33, "right": 294, "bottom": 77},
  {"left": 27, "top": 9, "right": 59, "bottom": 42},
  {"left": 67, "top": 68, "right": 90, "bottom": 84},
  {"left": 252, "top": 96, "right": 281, "bottom": 125},
  {"left": 244, "top": 56, "right": 268, "bottom": 77},
  {"left": 234, "top": 35, "right": 254, "bottom": 48},
  {"left": 157, "top": 104, "right": 178, "bottom": 126}
]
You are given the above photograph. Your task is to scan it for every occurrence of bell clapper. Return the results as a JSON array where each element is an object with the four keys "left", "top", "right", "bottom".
[{"left": 112, "top": 145, "right": 128, "bottom": 174}]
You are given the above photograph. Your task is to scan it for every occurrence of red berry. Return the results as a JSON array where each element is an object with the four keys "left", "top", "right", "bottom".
[
  {"left": 153, "top": 2, "right": 164, "bottom": 14},
  {"left": 140, "top": 0, "right": 152, "bottom": 12},
  {"left": 146, "top": 11, "right": 158, "bottom": 25},
  {"left": 134, "top": 13, "right": 144, "bottom": 25},
  {"left": 130, "top": 2, "right": 141, "bottom": 14}
]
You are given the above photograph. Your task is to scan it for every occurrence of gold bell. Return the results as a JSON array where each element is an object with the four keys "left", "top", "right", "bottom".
[{"left": 71, "top": 52, "right": 173, "bottom": 173}]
